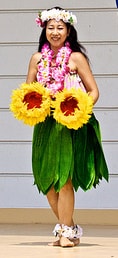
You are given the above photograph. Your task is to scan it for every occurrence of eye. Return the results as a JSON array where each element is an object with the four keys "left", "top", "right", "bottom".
[{"left": 58, "top": 27, "right": 63, "bottom": 30}]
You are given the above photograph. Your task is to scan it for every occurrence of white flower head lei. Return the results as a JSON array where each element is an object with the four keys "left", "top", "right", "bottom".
[{"left": 35, "top": 8, "right": 77, "bottom": 27}]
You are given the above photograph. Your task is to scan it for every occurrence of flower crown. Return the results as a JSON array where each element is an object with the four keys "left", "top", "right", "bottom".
[{"left": 35, "top": 8, "right": 77, "bottom": 27}]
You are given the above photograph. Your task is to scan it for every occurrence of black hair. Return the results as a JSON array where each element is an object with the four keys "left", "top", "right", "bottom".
[{"left": 37, "top": 6, "right": 89, "bottom": 62}]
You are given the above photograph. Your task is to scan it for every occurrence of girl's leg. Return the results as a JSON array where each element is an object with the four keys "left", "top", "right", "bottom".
[
  {"left": 47, "top": 180, "right": 76, "bottom": 247},
  {"left": 58, "top": 179, "right": 75, "bottom": 247},
  {"left": 47, "top": 188, "right": 60, "bottom": 246},
  {"left": 58, "top": 179, "right": 74, "bottom": 226},
  {"left": 47, "top": 180, "right": 74, "bottom": 224},
  {"left": 47, "top": 187, "right": 59, "bottom": 219}
]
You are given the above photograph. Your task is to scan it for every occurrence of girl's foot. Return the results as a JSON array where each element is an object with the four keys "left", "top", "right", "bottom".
[
  {"left": 72, "top": 238, "right": 80, "bottom": 246},
  {"left": 60, "top": 236, "right": 74, "bottom": 247},
  {"left": 48, "top": 240, "right": 60, "bottom": 246},
  {"left": 48, "top": 238, "right": 80, "bottom": 247}
]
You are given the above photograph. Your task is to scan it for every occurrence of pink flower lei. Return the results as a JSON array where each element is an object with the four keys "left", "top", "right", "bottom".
[{"left": 37, "top": 42, "right": 72, "bottom": 94}]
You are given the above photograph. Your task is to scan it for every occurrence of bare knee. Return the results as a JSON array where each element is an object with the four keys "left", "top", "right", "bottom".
[
  {"left": 47, "top": 187, "right": 59, "bottom": 204},
  {"left": 60, "top": 179, "right": 73, "bottom": 193}
]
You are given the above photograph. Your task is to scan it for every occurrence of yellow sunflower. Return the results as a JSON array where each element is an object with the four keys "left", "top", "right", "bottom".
[
  {"left": 10, "top": 82, "right": 51, "bottom": 126},
  {"left": 52, "top": 87, "right": 93, "bottom": 129}
]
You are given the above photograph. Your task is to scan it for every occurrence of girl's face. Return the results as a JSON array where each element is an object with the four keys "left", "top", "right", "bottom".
[{"left": 46, "top": 19, "right": 68, "bottom": 51}]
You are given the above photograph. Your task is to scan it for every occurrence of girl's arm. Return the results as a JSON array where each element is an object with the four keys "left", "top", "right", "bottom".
[
  {"left": 26, "top": 52, "right": 41, "bottom": 83},
  {"left": 72, "top": 52, "right": 99, "bottom": 104}
]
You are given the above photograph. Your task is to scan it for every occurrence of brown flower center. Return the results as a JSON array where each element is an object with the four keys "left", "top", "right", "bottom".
[
  {"left": 60, "top": 96, "right": 79, "bottom": 116},
  {"left": 23, "top": 91, "right": 42, "bottom": 109}
]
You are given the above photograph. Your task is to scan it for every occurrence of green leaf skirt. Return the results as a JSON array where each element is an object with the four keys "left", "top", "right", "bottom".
[{"left": 32, "top": 114, "right": 109, "bottom": 195}]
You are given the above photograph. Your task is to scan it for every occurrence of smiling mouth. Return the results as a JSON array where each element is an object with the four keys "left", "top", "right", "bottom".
[{"left": 51, "top": 37, "right": 60, "bottom": 40}]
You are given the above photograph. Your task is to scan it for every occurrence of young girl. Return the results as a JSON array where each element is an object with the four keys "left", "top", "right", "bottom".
[{"left": 26, "top": 7, "right": 109, "bottom": 247}]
